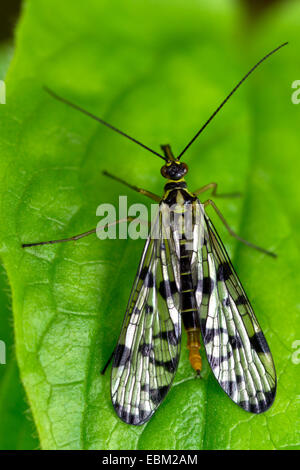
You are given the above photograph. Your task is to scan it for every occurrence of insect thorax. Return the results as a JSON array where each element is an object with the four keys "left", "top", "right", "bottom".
[{"left": 163, "top": 181, "right": 197, "bottom": 206}]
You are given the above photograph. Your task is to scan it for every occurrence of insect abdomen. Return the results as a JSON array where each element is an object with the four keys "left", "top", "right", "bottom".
[{"left": 179, "top": 237, "right": 202, "bottom": 373}]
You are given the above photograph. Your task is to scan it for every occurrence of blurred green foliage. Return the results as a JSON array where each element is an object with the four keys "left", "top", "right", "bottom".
[
  {"left": 0, "top": 0, "right": 22, "bottom": 43},
  {"left": 0, "top": 0, "right": 299, "bottom": 450}
]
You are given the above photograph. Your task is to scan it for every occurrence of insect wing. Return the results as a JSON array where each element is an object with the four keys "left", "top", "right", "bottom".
[
  {"left": 198, "top": 212, "right": 276, "bottom": 413},
  {"left": 111, "top": 210, "right": 181, "bottom": 425}
]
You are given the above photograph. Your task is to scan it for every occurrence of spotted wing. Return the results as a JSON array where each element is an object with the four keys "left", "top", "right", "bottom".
[
  {"left": 197, "top": 213, "right": 276, "bottom": 413},
  {"left": 111, "top": 212, "right": 181, "bottom": 425}
]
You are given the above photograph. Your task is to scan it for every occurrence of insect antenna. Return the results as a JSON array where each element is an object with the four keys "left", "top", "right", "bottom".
[
  {"left": 177, "top": 42, "right": 288, "bottom": 160},
  {"left": 44, "top": 87, "right": 167, "bottom": 161}
]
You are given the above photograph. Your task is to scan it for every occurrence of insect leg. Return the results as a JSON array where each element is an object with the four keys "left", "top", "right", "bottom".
[
  {"left": 204, "top": 199, "right": 276, "bottom": 258},
  {"left": 103, "top": 170, "right": 161, "bottom": 201},
  {"left": 193, "top": 182, "right": 241, "bottom": 198},
  {"left": 100, "top": 348, "right": 115, "bottom": 375},
  {"left": 22, "top": 217, "right": 134, "bottom": 248}
]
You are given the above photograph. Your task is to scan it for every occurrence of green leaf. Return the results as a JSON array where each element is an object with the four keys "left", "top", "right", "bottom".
[
  {"left": 0, "top": 356, "right": 39, "bottom": 450},
  {"left": 0, "top": 0, "right": 299, "bottom": 450},
  {"left": 0, "top": 40, "right": 38, "bottom": 451}
]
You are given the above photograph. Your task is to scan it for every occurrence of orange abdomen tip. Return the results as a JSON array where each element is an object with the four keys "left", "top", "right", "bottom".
[
  {"left": 187, "top": 329, "right": 202, "bottom": 373},
  {"left": 188, "top": 346, "right": 202, "bottom": 373}
]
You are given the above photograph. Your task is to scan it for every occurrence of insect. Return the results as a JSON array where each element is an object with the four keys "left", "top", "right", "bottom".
[{"left": 22, "top": 43, "right": 287, "bottom": 425}]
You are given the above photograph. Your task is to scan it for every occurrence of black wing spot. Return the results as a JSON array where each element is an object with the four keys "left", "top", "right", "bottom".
[
  {"left": 164, "top": 330, "right": 179, "bottom": 346},
  {"left": 204, "top": 327, "right": 226, "bottom": 344},
  {"left": 145, "top": 304, "right": 153, "bottom": 314},
  {"left": 159, "top": 280, "right": 177, "bottom": 300},
  {"left": 249, "top": 402, "right": 260, "bottom": 414},
  {"left": 250, "top": 332, "right": 271, "bottom": 354},
  {"left": 207, "top": 354, "right": 219, "bottom": 370},
  {"left": 264, "top": 389, "right": 276, "bottom": 407},
  {"left": 139, "top": 409, "right": 151, "bottom": 424},
  {"left": 217, "top": 262, "right": 232, "bottom": 281},
  {"left": 113, "top": 344, "right": 132, "bottom": 367},
  {"left": 202, "top": 276, "right": 214, "bottom": 295},
  {"left": 236, "top": 294, "right": 247, "bottom": 305},
  {"left": 153, "top": 330, "right": 179, "bottom": 346},
  {"left": 240, "top": 400, "right": 251, "bottom": 412},
  {"left": 139, "top": 343, "right": 152, "bottom": 357},
  {"left": 204, "top": 328, "right": 215, "bottom": 344},
  {"left": 207, "top": 351, "right": 232, "bottom": 368},
  {"left": 150, "top": 357, "right": 177, "bottom": 373},
  {"left": 229, "top": 334, "right": 243, "bottom": 350},
  {"left": 240, "top": 387, "right": 275, "bottom": 414},
  {"left": 114, "top": 404, "right": 143, "bottom": 425},
  {"left": 220, "top": 380, "right": 237, "bottom": 397},
  {"left": 223, "top": 297, "right": 231, "bottom": 307},
  {"left": 149, "top": 386, "right": 169, "bottom": 405},
  {"left": 236, "top": 374, "right": 243, "bottom": 385},
  {"left": 140, "top": 267, "right": 154, "bottom": 287}
]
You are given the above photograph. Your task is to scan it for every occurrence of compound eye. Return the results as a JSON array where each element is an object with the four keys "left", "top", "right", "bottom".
[
  {"left": 161, "top": 165, "right": 169, "bottom": 178},
  {"left": 181, "top": 163, "right": 188, "bottom": 175}
]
